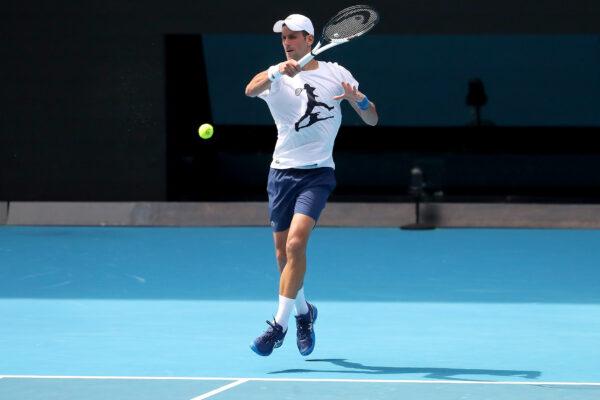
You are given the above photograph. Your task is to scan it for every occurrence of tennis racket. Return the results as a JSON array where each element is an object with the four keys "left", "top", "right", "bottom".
[{"left": 271, "top": 5, "right": 379, "bottom": 79}]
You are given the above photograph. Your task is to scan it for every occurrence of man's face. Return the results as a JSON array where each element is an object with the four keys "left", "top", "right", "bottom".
[{"left": 281, "top": 25, "right": 313, "bottom": 61}]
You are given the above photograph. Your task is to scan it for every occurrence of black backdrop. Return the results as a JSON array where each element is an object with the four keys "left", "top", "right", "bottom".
[{"left": 2, "top": 1, "right": 600, "bottom": 201}]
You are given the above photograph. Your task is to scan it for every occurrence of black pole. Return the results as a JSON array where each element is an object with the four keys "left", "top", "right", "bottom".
[
  {"left": 401, "top": 167, "right": 436, "bottom": 230},
  {"left": 415, "top": 196, "right": 420, "bottom": 224}
]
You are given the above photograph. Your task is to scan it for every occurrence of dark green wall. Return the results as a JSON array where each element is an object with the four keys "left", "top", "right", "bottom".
[{"left": 1, "top": 1, "right": 599, "bottom": 200}]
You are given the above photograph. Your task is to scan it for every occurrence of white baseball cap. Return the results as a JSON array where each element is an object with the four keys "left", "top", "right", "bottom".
[{"left": 273, "top": 14, "right": 314, "bottom": 36}]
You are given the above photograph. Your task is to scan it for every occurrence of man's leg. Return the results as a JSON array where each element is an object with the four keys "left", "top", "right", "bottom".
[
  {"left": 281, "top": 214, "right": 319, "bottom": 356},
  {"left": 250, "top": 215, "right": 314, "bottom": 357},
  {"left": 272, "top": 213, "right": 314, "bottom": 330},
  {"left": 273, "top": 229, "right": 288, "bottom": 274},
  {"left": 279, "top": 213, "right": 315, "bottom": 299},
  {"left": 274, "top": 228, "right": 309, "bottom": 317}
]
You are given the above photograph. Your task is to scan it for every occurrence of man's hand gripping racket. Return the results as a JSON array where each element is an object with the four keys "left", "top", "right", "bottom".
[{"left": 270, "top": 5, "right": 379, "bottom": 80}]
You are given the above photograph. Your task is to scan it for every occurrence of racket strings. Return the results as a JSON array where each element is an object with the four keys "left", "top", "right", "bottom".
[{"left": 323, "top": 5, "right": 378, "bottom": 41}]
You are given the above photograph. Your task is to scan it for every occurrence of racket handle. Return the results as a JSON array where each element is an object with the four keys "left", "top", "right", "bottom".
[
  {"left": 268, "top": 53, "right": 315, "bottom": 81},
  {"left": 298, "top": 53, "right": 315, "bottom": 69}
]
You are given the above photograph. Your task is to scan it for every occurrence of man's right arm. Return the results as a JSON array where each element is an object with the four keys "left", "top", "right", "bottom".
[
  {"left": 245, "top": 60, "right": 302, "bottom": 97},
  {"left": 245, "top": 70, "right": 272, "bottom": 98}
]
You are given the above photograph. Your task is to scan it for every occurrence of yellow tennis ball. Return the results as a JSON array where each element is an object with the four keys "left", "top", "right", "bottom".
[{"left": 198, "top": 123, "right": 214, "bottom": 139}]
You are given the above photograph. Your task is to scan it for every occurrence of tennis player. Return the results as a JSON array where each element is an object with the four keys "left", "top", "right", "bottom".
[{"left": 245, "top": 13, "right": 378, "bottom": 357}]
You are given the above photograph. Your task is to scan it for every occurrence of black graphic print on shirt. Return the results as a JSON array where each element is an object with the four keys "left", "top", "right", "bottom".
[{"left": 294, "top": 83, "right": 334, "bottom": 132}]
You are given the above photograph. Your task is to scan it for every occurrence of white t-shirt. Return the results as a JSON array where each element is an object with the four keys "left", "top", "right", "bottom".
[{"left": 258, "top": 61, "right": 358, "bottom": 169}]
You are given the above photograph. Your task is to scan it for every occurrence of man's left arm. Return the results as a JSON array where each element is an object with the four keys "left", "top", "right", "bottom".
[{"left": 334, "top": 82, "right": 378, "bottom": 126}]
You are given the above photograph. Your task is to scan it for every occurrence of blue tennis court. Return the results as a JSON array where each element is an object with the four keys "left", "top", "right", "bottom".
[{"left": 1, "top": 226, "right": 600, "bottom": 399}]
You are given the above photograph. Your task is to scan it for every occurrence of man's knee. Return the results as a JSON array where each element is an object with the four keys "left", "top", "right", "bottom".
[
  {"left": 286, "top": 236, "right": 307, "bottom": 259},
  {"left": 275, "top": 248, "right": 287, "bottom": 265}
]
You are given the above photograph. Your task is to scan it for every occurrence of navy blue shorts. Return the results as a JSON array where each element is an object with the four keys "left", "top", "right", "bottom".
[{"left": 267, "top": 167, "right": 336, "bottom": 232}]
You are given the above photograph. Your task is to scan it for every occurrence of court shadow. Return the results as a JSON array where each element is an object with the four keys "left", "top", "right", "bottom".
[{"left": 269, "top": 358, "right": 541, "bottom": 381}]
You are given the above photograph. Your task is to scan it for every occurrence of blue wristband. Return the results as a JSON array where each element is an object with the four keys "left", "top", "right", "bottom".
[{"left": 356, "top": 96, "right": 370, "bottom": 111}]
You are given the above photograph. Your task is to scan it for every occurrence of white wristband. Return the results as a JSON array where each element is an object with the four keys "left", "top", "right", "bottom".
[{"left": 267, "top": 65, "right": 281, "bottom": 82}]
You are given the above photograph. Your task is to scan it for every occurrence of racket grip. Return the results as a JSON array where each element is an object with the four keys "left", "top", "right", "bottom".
[
  {"left": 268, "top": 53, "right": 314, "bottom": 81},
  {"left": 298, "top": 53, "right": 315, "bottom": 69}
]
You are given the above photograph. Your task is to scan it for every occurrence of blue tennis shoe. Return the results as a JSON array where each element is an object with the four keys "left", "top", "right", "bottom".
[
  {"left": 250, "top": 319, "right": 287, "bottom": 356},
  {"left": 295, "top": 302, "right": 318, "bottom": 356}
]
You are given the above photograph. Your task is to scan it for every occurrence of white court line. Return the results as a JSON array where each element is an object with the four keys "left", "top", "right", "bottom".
[
  {"left": 1, "top": 375, "right": 600, "bottom": 386},
  {"left": 0, "top": 375, "right": 235, "bottom": 381},
  {"left": 190, "top": 379, "right": 249, "bottom": 400}
]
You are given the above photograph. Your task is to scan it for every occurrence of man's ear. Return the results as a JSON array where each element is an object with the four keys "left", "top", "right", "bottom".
[{"left": 307, "top": 34, "right": 315, "bottom": 46}]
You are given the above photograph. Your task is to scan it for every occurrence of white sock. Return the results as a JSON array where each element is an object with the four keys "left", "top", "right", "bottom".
[
  {"left": 295, "top": 287, "right": 309, "bottom": 316},
  {"left": 274, "top": 295, "right": 295, "bottom": 331}
]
